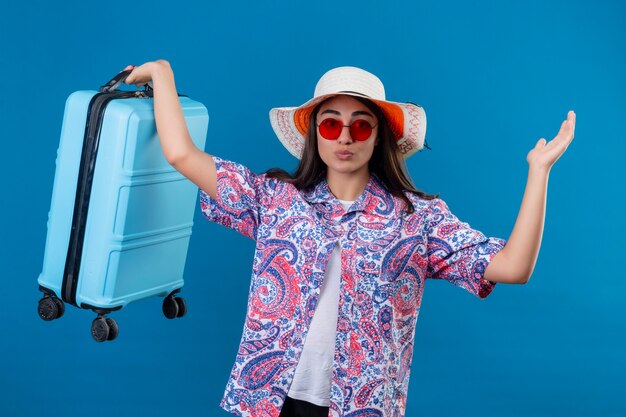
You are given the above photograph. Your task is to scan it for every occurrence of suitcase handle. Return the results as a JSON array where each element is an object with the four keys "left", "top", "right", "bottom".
[{"left": 99, "top": 70, "right": 154, "bottom": 94}]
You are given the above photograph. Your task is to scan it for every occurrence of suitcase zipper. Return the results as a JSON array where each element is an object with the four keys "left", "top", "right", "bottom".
[{"left": 62, "top": 91, "right": 148, "bottom": 307}]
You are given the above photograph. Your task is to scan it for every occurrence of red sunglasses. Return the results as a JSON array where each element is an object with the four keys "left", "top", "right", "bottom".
[{"left": 316, "top": 118, "right": 378, "bottom": 141}]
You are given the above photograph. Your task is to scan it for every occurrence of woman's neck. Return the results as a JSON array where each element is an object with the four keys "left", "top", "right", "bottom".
[{"left": 326, "top": 169, "right": 370, "bottom": 201}]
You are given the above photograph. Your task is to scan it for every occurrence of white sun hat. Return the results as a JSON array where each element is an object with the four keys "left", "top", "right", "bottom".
[{"left": 269, "top": 66, "right": 427, "bottom": 159}]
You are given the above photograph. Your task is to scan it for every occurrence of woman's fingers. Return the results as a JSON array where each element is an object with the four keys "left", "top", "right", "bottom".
[
  {"left": 121, "top": 61, "right": 163, "bottom": 86},
  {"left": 568, "top": 110, "right": 576, "bottom": 123},
  {"left": 563, "top": 113, "right": 576, "bottom": 146},
  {"left": 124, "top": 62, "right": 154, "bottom": 86},
  {"left": 535, "top": 138, "right": 547, "bottom": 148},
  {"left": 549, "top": 112, "right": 575, "bottom": 153},
  {"left": 567, "top": 110, "right": 576, "bottom": 137},
  {"left": 125, "top": 70, "right": 136, "bottom": 84},
  {"left": 554, "top": 112, "right": 576, "bottom": 146},
  {"left": 125, "top": 64, "right": 143, "bottom": 85},
  {"left": 563, "top": 111, "right": 576, "bottom": 136}
]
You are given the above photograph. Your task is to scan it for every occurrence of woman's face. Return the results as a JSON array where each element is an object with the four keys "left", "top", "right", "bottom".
[{"left": 316, "top": 95, "right": 379, "bottom": 179}]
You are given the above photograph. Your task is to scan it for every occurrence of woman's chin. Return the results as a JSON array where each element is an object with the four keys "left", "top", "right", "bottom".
[{"left": 326, "top": 162, "right": 368, "bottom": 177}]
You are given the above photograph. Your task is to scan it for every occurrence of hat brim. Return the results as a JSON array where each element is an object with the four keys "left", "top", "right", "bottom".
[{"left": 269, "top": 92, "right": 426, "bottom": 160}]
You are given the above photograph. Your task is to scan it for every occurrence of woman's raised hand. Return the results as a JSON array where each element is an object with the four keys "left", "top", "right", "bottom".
[
  {"left": 526, "top": 110, "right": 576, "bottom": 171},
  {"left": 123, "top": 60, "right": 172, "bottom": 88}
]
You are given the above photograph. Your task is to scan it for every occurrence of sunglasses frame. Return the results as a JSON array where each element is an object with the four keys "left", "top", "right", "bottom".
[{"left": 316, "top": 117, "right": 378, "bottom": 141}]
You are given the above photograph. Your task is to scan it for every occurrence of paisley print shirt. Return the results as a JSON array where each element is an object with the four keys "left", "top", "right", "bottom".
[{"left": 199, "top": 156, "right": 507, "bottom": 417}]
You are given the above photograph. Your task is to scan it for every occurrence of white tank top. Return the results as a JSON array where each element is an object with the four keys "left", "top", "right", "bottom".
[{"left": 287, "top": 199, "right": 353, "bottom": 406}]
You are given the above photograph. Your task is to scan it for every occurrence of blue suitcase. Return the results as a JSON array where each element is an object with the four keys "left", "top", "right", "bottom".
[{"left": 37, "top": 71, "right": 208, "bottom": 342}]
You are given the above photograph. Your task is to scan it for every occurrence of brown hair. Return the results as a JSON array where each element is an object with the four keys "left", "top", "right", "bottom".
[{"left": 266, "top": 96, "right": 439, "bottom": 213}]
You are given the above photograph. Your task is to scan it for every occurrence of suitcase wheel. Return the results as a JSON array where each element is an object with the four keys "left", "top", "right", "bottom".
[
  {"left": 175, "top": 297, "right": 187, "bottom": 318},
  {"left": 163, "top": 295, "right": 186, "bottom": 319},
  {"left": 38, "top": 296, "right": 65, "bottom": 321},
  {"left": 105, "top": 318, "right": 119, "bottom": 341},
  {"left": 91, "top": 316, "right": 118, "bottom": 342}
]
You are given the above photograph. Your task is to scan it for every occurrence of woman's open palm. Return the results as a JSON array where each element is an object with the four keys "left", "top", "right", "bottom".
[{"left": 527, "top": 110, "right": 576, "bottom": 170}]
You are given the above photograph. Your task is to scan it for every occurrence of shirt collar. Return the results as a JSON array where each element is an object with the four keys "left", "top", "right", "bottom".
[{"left": 302, "top": 174, "right": 401, "bottom": 217}]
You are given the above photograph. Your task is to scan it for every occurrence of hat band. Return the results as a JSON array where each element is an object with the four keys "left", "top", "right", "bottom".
[{"left": 336, "top": 90, "right": 372, "bottom": 98}]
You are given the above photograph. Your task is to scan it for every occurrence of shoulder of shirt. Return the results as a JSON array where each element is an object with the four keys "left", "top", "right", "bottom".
[{"left": 399, "top": 189, "right": 444, "bottom": 214}]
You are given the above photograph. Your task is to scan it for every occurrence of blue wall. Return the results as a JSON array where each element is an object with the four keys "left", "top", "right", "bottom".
[{"left": 1, "top": 1, "right": 624, "bottom": 416}]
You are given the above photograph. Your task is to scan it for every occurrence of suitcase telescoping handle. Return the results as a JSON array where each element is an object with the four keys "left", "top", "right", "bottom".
[{"left": 99, "top": 69, "right": 154, "bottom": 94}]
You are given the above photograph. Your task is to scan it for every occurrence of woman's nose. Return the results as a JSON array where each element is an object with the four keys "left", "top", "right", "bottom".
[{"left": 336, "top": 125, "right": 353, "bottom": 144}]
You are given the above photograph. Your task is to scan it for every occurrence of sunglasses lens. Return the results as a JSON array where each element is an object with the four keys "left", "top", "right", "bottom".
[
  {"left": 319, "top": 118, "right": 342, "bottom": 140},
  {"left": 350, "top": 120, "right": 373, "bottom": 141}
]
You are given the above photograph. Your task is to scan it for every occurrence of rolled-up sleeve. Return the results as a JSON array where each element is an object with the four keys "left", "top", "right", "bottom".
[
  {"left": 426, "top": 198, "right": 507, "bottom": 298},
  {"left": 199, "top": 156, "right": 271, "bottom": 240}
]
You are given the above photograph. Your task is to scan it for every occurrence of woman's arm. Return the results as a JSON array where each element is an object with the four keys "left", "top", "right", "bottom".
[
  {"left": 483, "top": 110, "right": 576, "bottom": 284},
  {"left": 124, "top": 60, "right": 217, "bottom": 199}
]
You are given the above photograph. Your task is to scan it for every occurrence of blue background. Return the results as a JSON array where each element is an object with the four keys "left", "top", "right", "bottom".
[{"left": 1, "top": 1, "right": 624, "bottom": 416}]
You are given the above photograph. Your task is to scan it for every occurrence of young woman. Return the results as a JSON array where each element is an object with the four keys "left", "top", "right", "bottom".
[{"left": 124, "top": 61, "right": 575, "bottom": 417}]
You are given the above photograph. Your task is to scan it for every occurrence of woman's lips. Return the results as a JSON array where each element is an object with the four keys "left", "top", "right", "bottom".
[{"left": 335, "top": 150, "right": 354, "bottom": 160}]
